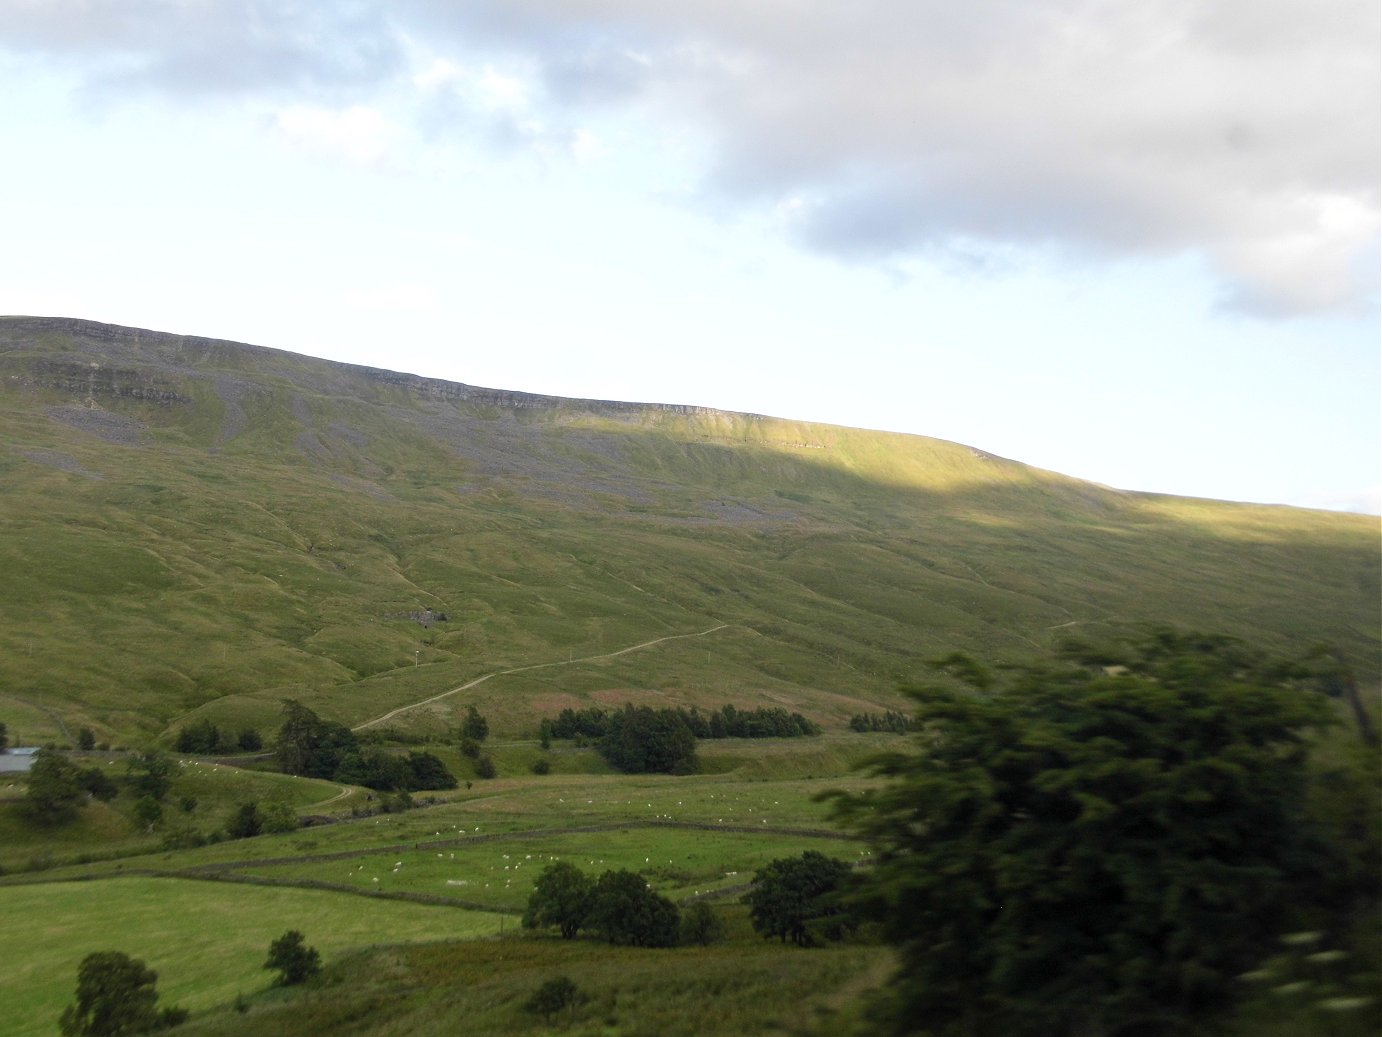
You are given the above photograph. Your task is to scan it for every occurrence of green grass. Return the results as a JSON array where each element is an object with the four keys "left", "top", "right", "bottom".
[
  {"left": 1, "top": 316, "right": 1377, "bottom": 1036},
  {"left": 0, "top": 757, "right": 342, "bottom": 872},
  {"left": 1, "top": 318, "right": 1376, "bottom": 749},
  {"left": 237, "top": 825, "right": 863, "bottom": 910},
  {"left": 170, "top": 920, "right": 895, "bottom": 1037},
  {"left": 0, "top": 877, "right": 505, "bottom": 1037}
]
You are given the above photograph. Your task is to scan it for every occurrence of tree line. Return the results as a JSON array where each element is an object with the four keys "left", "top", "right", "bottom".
[
  {"left": 273, "top": 701, "right": 457, "bottom": 792},
  {"left": 546, "top": 702, "right": 820, "bottom": 742}
]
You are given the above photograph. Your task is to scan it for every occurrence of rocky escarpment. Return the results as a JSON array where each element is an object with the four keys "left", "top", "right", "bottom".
[{"left": 0, "top": 315, "right": 742, "bottom": 422}]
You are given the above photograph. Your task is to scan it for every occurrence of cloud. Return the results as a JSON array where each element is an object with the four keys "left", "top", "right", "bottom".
[
  {"left": 0, "top": 0, "right": 403, "bottom": 96},
  {"left": 3, "top": 0, "right": 1375, "bottom": 314},
  {"left": 274, "top": 104, "right": 399, "bottom": 165},
  {"left": 402, "top": 0, "right": 1380, "bottom": 315}
]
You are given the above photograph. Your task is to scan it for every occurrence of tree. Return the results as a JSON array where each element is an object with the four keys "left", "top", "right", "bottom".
[
  {"left": 680, "top": 901, "right": 727, "bottom": 946},
  {"left": 827, "top": 631, "right": 1339, "bottom": 1037},
  {"left": 237, "top": 727, "right": 263, "bottom": 752},
  {"left": 525, "top": 976, "right": 583, "bottom": 1022},
  {"left": 745, "top": 851, "right": 853, "bottom": 947},
  {"left": 334, "top": 748, "right": 410, "bottom": 791},
  {"left": 77, "top": 727, "right": 96, "bottom": 751},
  {"left": 59, "top": 951, "right": 185, "bottom": 1036},
  {"left": 175, "top": 719, "right": 220, "bottom": 754},
  {"left": 474, "top": 754, "right": 497, "bottom": 779},
  {"left": 0, "top": 720, "right": 8, "bottom": 752},
  {"left": 598, "top": 705, "right": 698, "bottom": 774},
  {"left": 523, "top": 861, "right": 594, "bottom": 939},
  {"left": 276, "top": 700, "right": 357, "bottom": 778},
  {"left": 133, "top": 796, "right": 162, "bottom": 829},
  {"left": 461, "top": 705, "right": 489, "bottom": 741},
  {"left": 259, "top": 800, "right": 299, "bottom": 834},
  {"left": 77, "top": 766, "right": 119, "bottom": 802},
  {"left": 404, "top": 750, "right": 457, "bottom": 790},
  {"left": 226, "top": 802, "right": 262, "bottom": 839},
  {"left": 23, "top": 748, "right": 84, "bottom": 825},
  {"left": 125, "top": 751, "right": 173, "bottom": 802},
  {"left": 588, "top": 869, "right": 681, "bottom": 947},
  {"left": 264, "top": 930, "right": 321, "bottom": 986}
]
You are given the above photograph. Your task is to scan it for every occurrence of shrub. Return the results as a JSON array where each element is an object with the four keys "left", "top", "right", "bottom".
[
  {"left": 589, "top": 869, "right": 681, "bottom": 947},
  {"left": 525, "top": 975, "right": 582, "bottom": 1022},
  {"left": 59, "top": 951, "right": 184, "bottom": 1036},
  {"left": 523, "top": 862, "right": 594, "bottom": 939},
  {"left": 264, "top": 930, "right": 321, "bottom": 986},
  {"left": 680, "top": 901, "right": 727, "bottom": 946}
]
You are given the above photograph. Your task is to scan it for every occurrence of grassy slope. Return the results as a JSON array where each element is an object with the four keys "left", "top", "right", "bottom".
[
  {"left": 1, "top": 316, "right": 1374, "bottom": 749},
  {"left": 0, "top": 878, "right": 506, "bottom": 1037}
]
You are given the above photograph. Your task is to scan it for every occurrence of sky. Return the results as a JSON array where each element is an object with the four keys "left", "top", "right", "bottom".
[{"left": 0, "top": 1, "right": 1377, "bottom": 514}]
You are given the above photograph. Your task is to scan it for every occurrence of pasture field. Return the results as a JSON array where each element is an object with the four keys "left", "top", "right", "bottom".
[
  {"left": 0, "top": 758, "right": 343, "bottom": 873},
  {"left": 1, "top": 736, "right": 886, "bottom": 1034},
  {"left": 0, "top": 878, "right": 505, "bottom": 1037},
  {"left": 234, "top": 825, "right": 864, "bottom": 910},
  {"left": 171, "top": 924, "right": 896, "bottom": 1037}
]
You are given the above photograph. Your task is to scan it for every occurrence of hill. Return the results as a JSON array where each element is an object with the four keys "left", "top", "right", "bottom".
[{"left": 1, "top": 315, "right": 1376, "bottom": 746}]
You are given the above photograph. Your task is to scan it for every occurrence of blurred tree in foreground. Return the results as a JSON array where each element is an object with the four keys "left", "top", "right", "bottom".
[{"left": 828, "top": 630, "right": 1372, "bottom": 1037}]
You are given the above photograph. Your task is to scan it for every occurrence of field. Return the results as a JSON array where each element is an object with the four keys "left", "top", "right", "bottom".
[
  {"left": 1, "top": 736, "right": 891, "bottom": 1035},
  {"left": 0, "top": 877, "right": 507, "bottom": 1037}
]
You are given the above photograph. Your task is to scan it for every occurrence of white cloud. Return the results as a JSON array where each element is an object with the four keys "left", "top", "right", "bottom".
[
  {"left": 402, "top": 0, "right": 1380, "bottom": 316},
  {"left": 2, "top": 0, "right": 1376, "bottom": 314},
  {"left": 274, "top": 104, "right": 399, "bottom": 165}
]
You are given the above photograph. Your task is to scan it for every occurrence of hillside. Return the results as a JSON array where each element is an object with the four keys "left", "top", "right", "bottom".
[{"left": 1, "top": 315, "right": 1376, "bottom": 746}]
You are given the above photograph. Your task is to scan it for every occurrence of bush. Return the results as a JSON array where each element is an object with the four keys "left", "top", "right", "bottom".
[
  {"left": 680, "top": 901, "right": 727, "bottom": 946},
  {"left": 133, "top": 795, "right": 163, "bottom": 828},
  {"left": 461, "top": 706, "right": 489, "bottom": 741},
  {"left": 226, "top": 802, "right": 262, "bottom": 839},
  {"left": 475, "top": 755, "right": 497, "bottom": 779},
  {"left": 828, "top": 632, "right": 1347, "bottom": 1037},
  {"left": 259, "top": 801, "right": 299, "bottom": 834},
  {"left": 589, "top": 869, "right": 681, "bottom": 947},
  {"left": 264, "top": 930, "right": 321, "bottom": 986},
  {"left": 531, "top": 758, "right": 551, "bottom": 775},
  {"left": 22, "top": 748, "right": 83, "bottom": 826},
  {"left": 525, "top": 976, "right": 583, "bottom": 1022},
  {"left": 175, "top": 719, "right": 221, "bottom": 754},
  {"left": 746, "top": 851, "right": 853, "bottom": 947},
  {"left": 77, "top": 766, "right": 118, "bottom": 802},
  {"left": 523, "top": 862, "right": 594, "bottom": 939},
  {"left": 59, "top": 951, "right": 184, "bottom": 1036},
  {"left": 598, "top": 705, "right": 697, "bottom": 774}
]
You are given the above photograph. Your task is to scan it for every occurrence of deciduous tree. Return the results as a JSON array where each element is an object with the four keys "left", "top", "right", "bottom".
[
  {"left": 23, "top": 748, "right": 84, "bottom": 826},
  {"left": 59, "top": 951, "right": 185, "bottom": 1036},
  {"left": 588, "top": 869, "right": 680, "bottom": 947},
  {"left": 827, "top": 631, "right": 1340, "bottom": 1037},
  {"left": 264, "top": 930, "right": 321, "bottom": 986},
  {"left": 523, "top": 861, "right": 594, "bottom": 939},
  {"left": 745, "top": 851, "right": 852, "bottom": 947}
]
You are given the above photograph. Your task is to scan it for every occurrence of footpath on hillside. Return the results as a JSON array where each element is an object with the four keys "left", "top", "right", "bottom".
[{"left": 352, "top": 624, "right": 735, "bottom": 732}]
